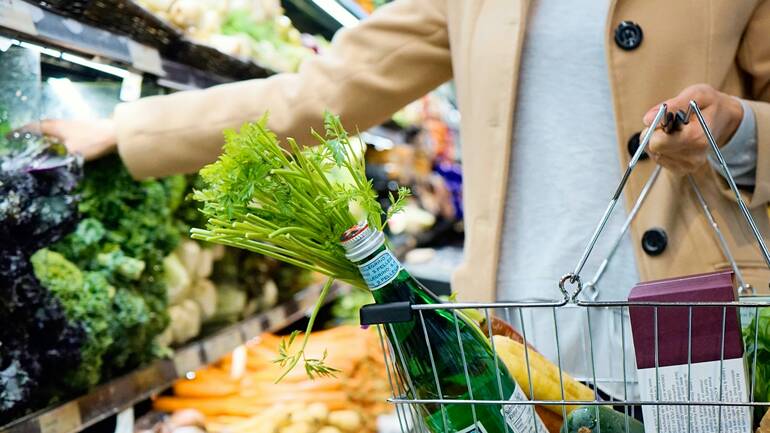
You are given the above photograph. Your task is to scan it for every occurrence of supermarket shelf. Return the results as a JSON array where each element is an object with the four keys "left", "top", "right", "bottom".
[
  {"left": 0, "top": 0, "right": 272, "bottom": 88},
  {"left": 283, "top": 0, "right": 367, "bottom": 38},
  {"left": 0, "top": 281, "right": 350, "bottom": 433}
]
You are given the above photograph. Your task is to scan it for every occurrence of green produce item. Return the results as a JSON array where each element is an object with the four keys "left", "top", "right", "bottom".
[
  {"left": 51, "top": 156, "right": 186, "bottom": 375},
  {"left": 190, "top": 278, "right": 218, "bottom": 320},
  {"left": 109, "top": 289, "right": 152, "bottom": 368},
  {"left": 192, "top": 112, "right": 408, "bottom": 379},
  {"left": 30, "top": 249, "right": 114, "bottom": 392},
  {"left": 192, "top": 112, "right": 407, "bottom": 288},
  {"left": 97, "top": 249, "right": 146, "bottom": 281},
  {"left": 211, "top": 284, "right": 249, "bottom": 324},
  {"left": 164, "top": 253, "right": 192, "bottom": 305},
  {"left": 562, "top": 406, "right": 644, "bottom": 433},
  {"left": 168, "top": 299, "right": 202, "bottom": 345},
  {"left": 743, "top": 307, "right": 770, "bottom": 420}
]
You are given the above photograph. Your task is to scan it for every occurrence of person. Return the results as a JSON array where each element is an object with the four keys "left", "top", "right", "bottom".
[{"left": 41, "top": 0, "right": 770, "bottom": 399}]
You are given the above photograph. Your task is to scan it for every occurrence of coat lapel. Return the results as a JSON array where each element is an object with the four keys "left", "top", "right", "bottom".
[{"left": 452, "top": 0, "right": 529, "bottom": 301}]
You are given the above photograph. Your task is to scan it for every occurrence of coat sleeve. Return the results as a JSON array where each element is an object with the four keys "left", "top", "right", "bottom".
[
  {"left": 736, "top": 0, "right": 770, "bottom": 207},
  {"left": 113, "top": 0, "right": 451, "bottom": 179}
]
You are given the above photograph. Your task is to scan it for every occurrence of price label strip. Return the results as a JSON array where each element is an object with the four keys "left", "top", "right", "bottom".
[
  {"left": 240, "top": 317, "right": 264, "bottom": 341},
  {"left": 173, "top": 344, "right": 203, "bottom": 377},
  {"left": 0, "top": 0, "right": 37, "bottom": 35},
  {"left": 127, "top": 40, "right": 164, "bottom": 76},
  {"left": 203, "top": 328, "right": 243, "bottom": 363},
  {"left": 113, "top": 408, "right": 134, "bottom": 433},
  {"left": 38, "top": 402, "right": 81, "bottom": 433}
]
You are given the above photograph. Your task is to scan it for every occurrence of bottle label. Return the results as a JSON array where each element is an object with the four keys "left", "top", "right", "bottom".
[
  {"left": 500, "top": 385, "right": 548, "bottom": 433},
  {"left": 457, "top": 422, "right": 488, "bottom": 433},
  {"left": 358, "top": 249, "right": 402, "bottom": 290}
]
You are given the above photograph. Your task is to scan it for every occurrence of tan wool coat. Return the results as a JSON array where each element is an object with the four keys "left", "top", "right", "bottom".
[{"left": 114, "top": 0, "right": 770, "bottom": 302}]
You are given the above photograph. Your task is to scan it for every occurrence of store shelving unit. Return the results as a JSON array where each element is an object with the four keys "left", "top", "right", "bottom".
[
  {"left": 0, "top": 282, "right": 349, "bottom": 433},
  {"left": 0, "top": 0, "right": 273, "bottom": 90}
]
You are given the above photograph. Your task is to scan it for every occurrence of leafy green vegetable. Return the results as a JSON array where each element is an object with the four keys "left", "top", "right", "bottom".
[
  {"left": 0, "top": 141, "right": 86, "bottom": 422},
  {"left": 743, "top": 307, "right": 770, "bottom": 419},
  {"left": 51, "top": 156, "right": 186, "bottom": 375},
  {"left": 30, "top": 249, "right": 114, "bottom": 391},
  {"left": 192, "top": 112, "right": 409, "bottom": 379},
  {"left": 192, "top": 112, "right": 407, "bottom": 287}
]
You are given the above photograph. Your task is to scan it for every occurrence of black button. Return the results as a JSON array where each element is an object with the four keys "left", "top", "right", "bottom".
[
  {"left": 615, "top": 21, "right": 643, "bottom": 50},
  {"left": 641, "top": 228, "right": 668, "bottom": 256},
  {"left": 627, "top": 131, "right": 648, "bottom": 160}
]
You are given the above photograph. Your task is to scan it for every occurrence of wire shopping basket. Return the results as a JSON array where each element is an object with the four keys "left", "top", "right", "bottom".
[{"left": 361, "top": 102, "right": 770, "bottom": 433}]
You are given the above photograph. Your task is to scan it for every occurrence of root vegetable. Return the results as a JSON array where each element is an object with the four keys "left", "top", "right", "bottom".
[
  {"left": 327, "top": 410, "right": 361, "bottom": 432},
  {"left": 279, "top": 422, "right": 313, "bottom": 433},
  {"left": 169, "top": 409, "right": 206, "bottom": 428}
]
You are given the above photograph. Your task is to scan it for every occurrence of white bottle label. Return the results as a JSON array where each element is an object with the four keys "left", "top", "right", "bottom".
[
  {"left": 358, "top": 249, "right": 402, "bottom": 290},
  {"left": 457, "top": 422, "right": 489, "bottom": 433},
  {"left": 500, "top": 385, "right": 548, "bottom": 433}
]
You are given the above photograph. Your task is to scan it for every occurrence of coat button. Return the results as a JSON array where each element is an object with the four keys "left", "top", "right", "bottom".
[
  {"left": 641, "top": 228, "right": 667, "bottom": 256},
  {"left": 614, "top": 21, "right": 643, "bottom": 50},
  {"left": 627, "top": 131, "right": 648, "bottom": 160}
]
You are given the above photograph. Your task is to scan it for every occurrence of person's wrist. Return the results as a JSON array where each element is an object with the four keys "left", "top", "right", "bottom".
[
  {"left": 90, "top": 118, "right": 118, "bottom": 159},
  {"left": 719, "top": 94, "right": 744, "bottom": 146}
]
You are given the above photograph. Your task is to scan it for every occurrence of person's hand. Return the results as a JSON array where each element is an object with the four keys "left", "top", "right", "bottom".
[
  {"left": 642, "top": 84, "right": 743, "bottom": 175},
  {"left": 35, "top": 119, "right": 118, "bottom": 160}
]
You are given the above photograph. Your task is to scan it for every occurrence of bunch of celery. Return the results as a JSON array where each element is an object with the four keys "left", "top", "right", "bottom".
[{"left": 192, "top": 112, "right": 407, "bottom": 378}]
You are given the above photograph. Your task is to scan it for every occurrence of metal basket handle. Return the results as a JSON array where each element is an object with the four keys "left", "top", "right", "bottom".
[{"left": 560, "top": 101, "right": 770, "bottom": 302}]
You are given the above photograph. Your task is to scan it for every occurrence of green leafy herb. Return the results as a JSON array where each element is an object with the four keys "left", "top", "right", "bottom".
[
  {"left": 743, "top": 308, "right": 770, "bottom": 420},
  {"left": 192, "top": 112, "right": 410, "bottom": 379}
]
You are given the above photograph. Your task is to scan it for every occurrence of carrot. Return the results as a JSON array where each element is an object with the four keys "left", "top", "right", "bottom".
[
  {"left": 153, "top": 397, "right": 262, "bottom": 416},
  {"left": 240, "top": 377, "right": 342, "bottom": 393},
  {"left": 173, "top": 379, "right": 239, "bottom": 398}
]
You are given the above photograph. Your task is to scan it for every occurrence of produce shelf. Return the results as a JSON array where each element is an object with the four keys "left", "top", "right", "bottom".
[
  {"left": 0, "top": 0, "right": 273, "bottom": 89},
  {"left": 0, "top": 281, "right": 349, "bottom": 433}
]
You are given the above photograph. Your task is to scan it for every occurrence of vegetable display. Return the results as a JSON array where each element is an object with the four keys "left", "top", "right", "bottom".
[
  {"left": 51, "top": 155, "right": 186, "bottom": 375},
  {"left": 0, "top": 141, "right": 86, "bottom": 423},
  {"left": 153, "top": 326, "right": 390, "bottom": 433},
  {"left": 136, "top": 0, "right": 328, "bottom": 72}
]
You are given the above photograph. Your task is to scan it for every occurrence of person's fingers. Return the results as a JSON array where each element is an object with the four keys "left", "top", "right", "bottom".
[
  {"left": 648, "top": 120, "right": 709, "bottom": 155},
  {"left": 642, "top": 84, "right": 718, "bottom": 126},
  {"left": 642, "top": 107, "right": 659, "bottom": 127}
]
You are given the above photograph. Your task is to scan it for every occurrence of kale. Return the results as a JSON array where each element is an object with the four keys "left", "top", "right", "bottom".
[
  {"left": 0, "top": 143, "right": 85, "bottom": 423},
  {"left": 0, "top": 141, "right": 82, "bottom": 252},
  {"left": 52, "top": 155, "right": 185, "bottom": 376},
  {"left": 30, "top": 250, "right": 114, "bottom": 392}
]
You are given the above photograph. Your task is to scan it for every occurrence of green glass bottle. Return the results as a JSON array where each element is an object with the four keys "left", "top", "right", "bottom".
[{"left": 341, "top": 223, "right": 546, "bottom": 433}]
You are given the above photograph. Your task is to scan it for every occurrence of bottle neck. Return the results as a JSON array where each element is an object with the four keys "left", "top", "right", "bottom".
[
  {"left": 352, "top": 242, "right": 404, "bottom": 292},
  {"left": 340, "top": 222, "right": 402, "bottom": 292}
]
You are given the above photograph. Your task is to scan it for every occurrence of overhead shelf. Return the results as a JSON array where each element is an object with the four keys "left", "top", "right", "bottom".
[
  {"left": 0, "top": 0, "right": 273, "bottom": 89},
  {"left": 0, "top": 282, "right": 350, "bottom": 433}
]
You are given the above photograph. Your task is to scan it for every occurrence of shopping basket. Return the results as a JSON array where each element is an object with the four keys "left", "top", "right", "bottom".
[{"left": 362, "top": 102, "right": 770, "bottom": 433}]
